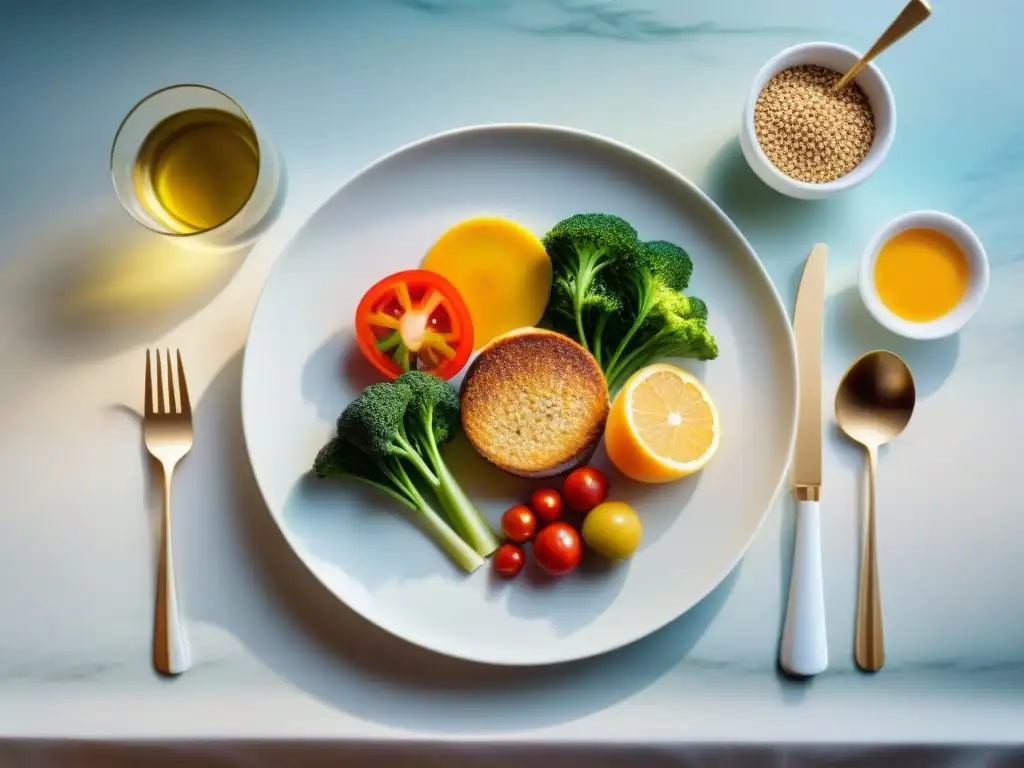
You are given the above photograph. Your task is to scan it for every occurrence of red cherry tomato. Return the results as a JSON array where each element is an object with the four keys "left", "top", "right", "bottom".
[
  {"left": 501, "top": 504, "right": 537, "bottom": 543},
  {"left": 532, "top": 522, "right": 582, "bottom": 576},
  {"left": 493, "top": 543, "right": 525, "bottom": 578},
  {"left": 355, "top": 269, "right": 474, "bottom": 381},
  {"left": 530, "top": 488, "right": 563, "bottom": 524},
  {"left": 563, "top": 466, "right": 608, "bottom": 513}
]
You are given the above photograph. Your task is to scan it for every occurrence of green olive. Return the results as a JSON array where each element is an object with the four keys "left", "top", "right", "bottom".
[{"left": 581, "top": 501, "right": 642, "bottom": 560}]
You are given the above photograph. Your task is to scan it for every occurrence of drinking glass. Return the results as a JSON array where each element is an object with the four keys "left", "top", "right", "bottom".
[{"left": 110, "top": 84, "right": 282, "bottom": 251}]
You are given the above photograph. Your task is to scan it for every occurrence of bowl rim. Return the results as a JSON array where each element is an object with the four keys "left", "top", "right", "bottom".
[
  {"left": 858, "top": 209, "right": 990, "bottom": 340},
  {"left": 741, "top": 40, "right": 897, "bottom": 195}
]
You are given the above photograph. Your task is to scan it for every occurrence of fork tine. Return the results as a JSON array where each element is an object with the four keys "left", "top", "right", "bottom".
[
  {"left": 166, "top": 349, "right": 178, "bottom": 414},
  {"left": 155, "top": 347, "right": 166, "bottom": 414},
  {"left": 176, "top": 350, "right": 192, "bottom": 418},
  {"left": 145, "top": 350, "right": 154, "bottom": 417}
]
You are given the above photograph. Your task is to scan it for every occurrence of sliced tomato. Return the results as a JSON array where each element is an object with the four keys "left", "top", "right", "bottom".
[{"left": 355, "top": 269, "right": 474, "bottom": 381}]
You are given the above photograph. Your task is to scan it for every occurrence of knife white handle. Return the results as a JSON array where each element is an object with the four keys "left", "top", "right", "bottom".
[{"left": 780, "top": 499, "right": 828, "bottom": 676}]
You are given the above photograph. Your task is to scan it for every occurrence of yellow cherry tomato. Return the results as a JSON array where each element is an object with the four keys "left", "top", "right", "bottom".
[{"left": 581, "top": 501, "right": 643, "bottom": 561}]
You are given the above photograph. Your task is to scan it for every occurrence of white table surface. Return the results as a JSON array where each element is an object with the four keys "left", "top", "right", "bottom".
[{"left": 1, "top": 0, "right": 1022, "bottom": 763}]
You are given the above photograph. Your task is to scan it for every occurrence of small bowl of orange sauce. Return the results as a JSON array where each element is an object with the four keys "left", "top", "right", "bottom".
[{"left": 859, "top": 210, "right": 989, "bottom": 340}]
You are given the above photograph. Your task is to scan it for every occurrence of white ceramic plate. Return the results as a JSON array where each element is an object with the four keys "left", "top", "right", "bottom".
[{"left": 242, "top": 124, "right": 797, "bottom": 666}]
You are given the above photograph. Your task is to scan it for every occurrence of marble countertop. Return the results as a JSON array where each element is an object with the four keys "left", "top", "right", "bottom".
[{"left": 0, "top": 0, "right": 1022, "bottom": 753}]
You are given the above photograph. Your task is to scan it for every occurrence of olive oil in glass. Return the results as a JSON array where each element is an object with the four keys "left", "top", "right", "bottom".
[
  {"left": 132, "top": 108, "right": 259, "bottom": 234},
  {"left": 111, "top": 85, "right": 280, "bottom": 249}
]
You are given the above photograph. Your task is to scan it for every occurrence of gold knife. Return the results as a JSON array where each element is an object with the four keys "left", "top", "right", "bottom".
[{"left": 780, "top": 243, "right": 829, "bottom": 677}]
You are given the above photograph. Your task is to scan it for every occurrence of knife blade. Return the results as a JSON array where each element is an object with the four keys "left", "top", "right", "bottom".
[
  {"left": 792, "top": 243, "right": 827, "bottom": 498},
  {"left": 780, "top": 243, "right": 829, "bottom": 678}
]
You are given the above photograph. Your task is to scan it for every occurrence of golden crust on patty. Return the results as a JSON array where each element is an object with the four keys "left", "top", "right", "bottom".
[{"left": 460, "top": 327, "right": 609, "bottom": 478}]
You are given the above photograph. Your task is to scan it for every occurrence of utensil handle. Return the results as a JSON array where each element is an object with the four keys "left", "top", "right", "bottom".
[
  {"left": 154, "top": 466, "right": 191, "bottom": 675},
  {"left": 856, "top": 447, "right": 884, "bottom": 671},
  {"left": 834, "top": 0, "right": 931, "bottom": 90},
  {"left": 780, "top": 499, "right": 828, "bottom": 676}
]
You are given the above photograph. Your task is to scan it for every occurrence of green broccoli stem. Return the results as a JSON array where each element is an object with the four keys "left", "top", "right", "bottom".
[
  {"left": 403, "top": 481, "right": 483, "bottom": 573},
  {"left": 381, "top": 458, "right": 421, "bottom": 501},
  {"left": 606, "top": 330, "right": 711, "bottom": 394},
  {"left": 570, "top": 246, "right": 611, "bottom": 352},
  {"left": 392, "top": 431, "right": 439, "bottom": 486},
  {"left": 398, "top": 399, "right": 499, "bottom": 558},
  {"left": 384, "top": 460, "right": 484, "bottom": 573},
  {"left": 602, "top": 272, "right": 655, "bottom": 379},
  {"left": 344, "top": 473, "right": 419, "bottom": 512},
  {"left": 573, "top": 308, "right": 588, "bottom": 352},
  {"left": 411, "top": 432, "right": 468, "bottom": 538},
  {"left": 417, "top": 429, "right": 499, "bottom": 557},
  {"left": 591, "top": 313, "right": 608, "bottom": 368},
  {"left": 414, "top": 495, "right": 486, "bottom": 573},
  {"left": 605, "top": 333, "right": 664, "bottom": 394}
]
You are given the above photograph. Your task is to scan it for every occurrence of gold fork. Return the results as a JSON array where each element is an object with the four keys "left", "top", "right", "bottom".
[{"left": 144, "top": 349, "right": 193, "bottom": 675}]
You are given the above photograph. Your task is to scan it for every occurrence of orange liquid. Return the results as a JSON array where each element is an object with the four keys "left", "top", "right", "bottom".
[{"left": 874, "top": 228, "right": 970, "bottom": 322}]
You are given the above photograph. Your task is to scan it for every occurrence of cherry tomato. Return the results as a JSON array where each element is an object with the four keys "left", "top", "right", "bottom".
[
  {"left": 493, "top": 543, "right": 525, "bottom": 578},
  {"left": 501, "top": 504, "right": 537, "bottom": 543},
  {"left": 355, "top": 269, "right": 474, "bottom": 381},
  {"left": 563, "top": 466, "right": 608, "bottom": 513},
  {"left": 530, "top": 488, "right": 563, "bottom": 524},
  {"left": 532, "top": 522, "right": 582, "bottom": 576},
  {"left": 582, "top": 501, "right": 643, "bottom": 561}
]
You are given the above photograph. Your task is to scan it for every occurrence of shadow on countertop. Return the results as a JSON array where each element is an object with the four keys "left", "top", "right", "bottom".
[
  {"left": 702, "top": 138, "right": 829, "bottom": 236},
  {"left": 826, "top": 286, "right": 960, "bottom": 400},
  {"left": 169, "top": 351, "right": 739, "bottom": 735},
  {"left": 699, "top": 136, "right": 869, "bottom": 315},
  {"left": 9, "top": 206, "right": 250, "bottom": 362}
]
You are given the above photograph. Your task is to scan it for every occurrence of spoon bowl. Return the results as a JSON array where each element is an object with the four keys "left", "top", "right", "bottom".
[
  {"left": 834, "top": 350, "right": 916, "bottom": 673},
  {"left": 835, "top": 350, "right": 916, "bottom": 448}
]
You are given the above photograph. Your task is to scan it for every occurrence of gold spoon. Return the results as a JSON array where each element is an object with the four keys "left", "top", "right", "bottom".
[
  {"left": 833, "top": 0, "right": 932, "bottom": 92},
  {"left": 834, "top": 351, "right": 916, "bottom": 672}
]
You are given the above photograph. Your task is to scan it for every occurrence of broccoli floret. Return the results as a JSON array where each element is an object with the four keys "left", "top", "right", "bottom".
[
  {"left": 600, "top": 239, "right": 697, "bottom": 377},
  {"left": 648, "top": 285, "right": 696, "bottom": 322},
  {"left": 649, "top": 296, "right": 718, "bottom": 360},
  {"left": 542, "top": 213, "right": 641, "bottom": 352},
  {"left": 396, "top": 370, "right": 459, "bottom": 444},
  {"left": 641, "top": 240, "right": 693, "bottom": 291},
  {"left": 337, "top": 381, "right": 414, "bottom": 458},
  {"left": 337, "top": 380, "right": 439, "bottom": 487},
  {"left": 313, "top": 436, "right": 485, "bottom": 573},
  {"left": 684, "top": 295, "right": 709, "bottom": 326},
  {"left": 605, "top": 291, "right": 718, "bottom": 393},
  {"left": 394, "top": 371, "right": 500, "bottom": 556},
  {"left": 335, "top": 373, "right": 498, "bottom": 560},
  {"left": 540, "top": 213, "right": 719, "bottom": 393},
  {"left": 319, "top": 374, "right": 499, "bottom": 569}
]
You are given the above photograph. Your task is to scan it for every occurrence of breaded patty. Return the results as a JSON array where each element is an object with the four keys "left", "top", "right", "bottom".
[{"left": 460, "top": 327, "right": 609, "bottom": 478}]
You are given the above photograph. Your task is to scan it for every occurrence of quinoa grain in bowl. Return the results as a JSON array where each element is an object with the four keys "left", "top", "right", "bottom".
[
  {"left": 739, "top": 42, "right": 896, "bottom": 200},
  {"left": 754, "top": 64, "right": 875, "bottom": 184}
]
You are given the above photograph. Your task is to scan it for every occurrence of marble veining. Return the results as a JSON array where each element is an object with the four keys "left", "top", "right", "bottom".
[
  {"left": 4, "top": 661, "right": 126, "bottom": 684},
  {"left": 391, "top": 0, "right": 816, "bottom": 41}
]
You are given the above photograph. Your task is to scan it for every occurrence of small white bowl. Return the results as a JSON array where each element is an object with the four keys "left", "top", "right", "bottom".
[
  {"left": 859, "top": 210, "right": 990, "bottom": 340},
  {"left": 739, "top": 42, "right": 897, "bottom": 200}
]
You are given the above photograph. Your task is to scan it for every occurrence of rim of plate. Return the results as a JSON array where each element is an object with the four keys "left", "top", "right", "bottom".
[{"left": 240, "top": 122, "right": 799, "bottom": 666}]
